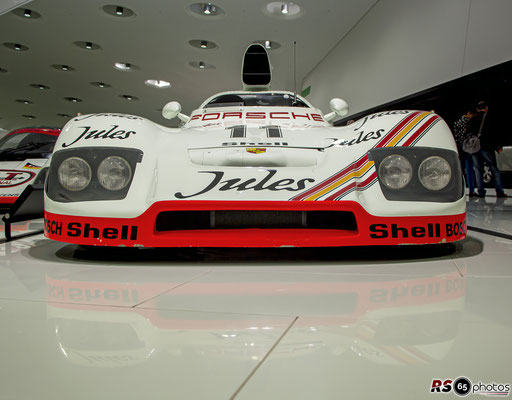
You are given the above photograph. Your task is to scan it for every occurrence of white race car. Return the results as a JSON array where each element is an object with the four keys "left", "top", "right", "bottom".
[
  {"left": 44, "top": 44, "right": 466, "bottom": 247},
  {"left": 1, "top": 127, "right": 60, "bottom": 212}
]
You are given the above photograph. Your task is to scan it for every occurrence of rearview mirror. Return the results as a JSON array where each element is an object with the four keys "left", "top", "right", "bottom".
[
  {"left": 324, "top": 98, "right": 349, "bottom": 123},
  {"left": 162, "top": 101, "right": 190, "bottom": 123}
]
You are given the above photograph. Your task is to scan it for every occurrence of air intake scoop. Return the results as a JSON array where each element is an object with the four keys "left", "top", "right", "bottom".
[{"left": 242, "top": 44, "right": 271, "bottom": 91}]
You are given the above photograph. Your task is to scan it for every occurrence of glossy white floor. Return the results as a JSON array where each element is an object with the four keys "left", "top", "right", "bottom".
[{"left": 1, "top": 196, "right": 511, "bottom": 400}]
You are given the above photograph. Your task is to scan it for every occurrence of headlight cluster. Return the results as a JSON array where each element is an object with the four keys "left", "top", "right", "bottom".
[
  {"left": 369, "top": 147, "right": 463, "bottom": 202},
  {"left": 379, "top": 154, "right": 451, "bottom": 191},
  {"left": 58, "top": 156, "right": 132, "bottom": 192},
  {"left": 46, "top": 147, "right": 143, "bottom": 202}
]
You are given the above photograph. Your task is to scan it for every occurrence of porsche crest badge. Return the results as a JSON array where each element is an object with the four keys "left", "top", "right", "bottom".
[{"left": 246, "top": 148, "right": 266, "bottom": 154}]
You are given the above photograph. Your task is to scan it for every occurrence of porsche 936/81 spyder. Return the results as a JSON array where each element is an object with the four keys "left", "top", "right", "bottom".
[{"left": 43, "top": 44, "right": 466, "bottom": 247}]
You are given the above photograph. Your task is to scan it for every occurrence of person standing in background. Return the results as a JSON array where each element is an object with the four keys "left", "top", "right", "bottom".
[
  {"left": 453, "top": 110, "right": 476, "bottom": 197},
  {"left": 470, "top": 101, "right": 507, "bottom": 198}
]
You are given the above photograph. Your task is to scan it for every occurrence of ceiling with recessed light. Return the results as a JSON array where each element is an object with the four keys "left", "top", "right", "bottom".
[{"left": 0, "top": 0, "right": 377, "bottom": 131}]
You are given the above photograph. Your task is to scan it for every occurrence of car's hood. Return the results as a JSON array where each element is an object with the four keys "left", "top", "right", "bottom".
[
  {"left": 185, "top": 126, "right": 341, "bottom": 167},
  {"left": 0, "top": 159, "right": 47, "bottom": 170},
  {"left": 185, "top": 126, "right": 335, "bottom": 150}
]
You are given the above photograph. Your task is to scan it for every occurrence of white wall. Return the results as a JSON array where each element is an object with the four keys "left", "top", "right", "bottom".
[{"left": 303, "top": 0, "right": 512, "bottom": 116}]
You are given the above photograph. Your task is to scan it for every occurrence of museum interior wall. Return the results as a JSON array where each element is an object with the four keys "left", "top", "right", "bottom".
[{"left": 303, "top": 0, "right": 512, "bottom": 117}]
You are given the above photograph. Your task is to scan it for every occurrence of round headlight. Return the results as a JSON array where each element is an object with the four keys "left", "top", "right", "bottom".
[
  {"left": 378, "top": 154, "right": 413, "bottom": 189},
  {"left": 97, "top": 156, "right": 132, "bottom": 191},
  {"left": 57, "top": 157, "right": 92, "bottom": 191},
  {"left": 418, "top": 156, "right": 451, "bottom": 191}
]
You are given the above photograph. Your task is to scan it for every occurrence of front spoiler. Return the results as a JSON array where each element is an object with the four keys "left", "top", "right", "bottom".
[{"left": 44, "top": 201, "right": 466, "bottom": 247}]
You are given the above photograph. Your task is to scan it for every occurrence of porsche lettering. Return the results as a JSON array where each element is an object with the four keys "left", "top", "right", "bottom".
[{"left": 190, "top": 112, "right": 324, "bottom": 122}]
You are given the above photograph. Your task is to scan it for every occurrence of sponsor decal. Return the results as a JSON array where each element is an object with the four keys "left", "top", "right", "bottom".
[
  {"left": 351, "top": 110, "right": 411, "bottom": 131},
  {"left": 174, "top": 170, "right": 315, "bottom": 199},
  {"left": 0, "top": 170, "right": 36, "bottom": 187},
  {"left": 325, "top": 129, "right": 384, "bottom": 148},
  {"left": 430, "top": 376, "right": 510, "bottom": 397},
  {"left": 223, "top": 141, "right": 288, "bottom": 147},
  {"left": 45, "top": 218, "right": 138, "bottom": 241},
  {"left": 73, "top": 113, "right": 143, "bottom": 122},
  {"left": 246, "top": 148, "right": 266, "bottom": 154},
  {"left": 190, "top": 111, "right": 325, "bottom": 122},
  {"left": 369, "top": 221, "right": 467, "bottom": 239},
  {"left": 62, "top": 125, "right": 136, "bottom": 147},
  {"left": 23, "top": 163, "right": 42, "bottom": 170}
]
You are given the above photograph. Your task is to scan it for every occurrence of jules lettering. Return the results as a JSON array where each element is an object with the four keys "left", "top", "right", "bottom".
[
  {"left": 327, "top": 129, "right": 384, "bottom": 148},
  {"left": 62, "top": 125, "right": 136, "bottom": 147},
  {"left": 73, "top": 113, "right": 143, "bottom": 122},
  {"left": 352, "top": 110, "right": 410, "bottom": 131},
  {"left": 175, "top": 170, "right": 315, "bottom": 199}
]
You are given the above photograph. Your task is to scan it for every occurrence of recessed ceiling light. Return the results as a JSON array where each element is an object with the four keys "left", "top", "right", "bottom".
[
  {"left": 121, "top": 95, "right": 138, "bottom": 101},
  {"left": 187, "top": 3, "right": 224, "bottom": 18},
  {"left": 3, "top": 42, "right": 29, "bottom": 51},
  {"left": 16, "top": 99, "right": 33, "bottom": 104},
  {"left": 30, "top": 83, "right": 49, "bottom": 90},
  {"left": 65, "top": 97, "right": 82, "bottom": 103},
  {"left": 73, "top": 41, "right": 101, "bottom": 51},
  {"left": 203, "top": 3, "right": 213, "bottom": 14},
  {"left": 22, "top": 115, "right": 36, "bottom": 119},
  {"left": 145, "top": 79, "right": 171, "bottom": 88},
  {"left": 11, "top": 8, "right": 41, "bottom": 19},
  {"left": 101, "top": 5, "right": 136, "bottom": 18},
  {"left": 264, "top": 2, "right": 302, "bottom": 18},
  {"left": 90, "top": 81, "right": 111, "bottom": 88},
  {"left": 57, "top": 113, "right": 71, "bottom": 118},
  {"left": 189, "top": 61, "right": 214, "bottom": 70},
  {"left": 52, "top": 64, "right": 75, "bottom": 72},
  {"left": 114, "top": 62, "right": 132, "bottom": 71},
  {"left": 254, "top": 40, "right": 281, "bottom": 50},
  {"left": 189, "top": 39, "right": 218, "bottom": 50}
]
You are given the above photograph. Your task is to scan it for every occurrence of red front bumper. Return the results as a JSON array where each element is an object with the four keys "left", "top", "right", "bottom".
[{"left": 44, "top": 201, "right": 466, "bottom": 247}]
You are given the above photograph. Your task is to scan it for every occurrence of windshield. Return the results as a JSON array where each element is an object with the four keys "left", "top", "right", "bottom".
[
  {"left": 205, "top": 93, "right": 309, "bottom": 108},
  {"left": 0, "top": 131, "right": 58, "bottom": 161}
]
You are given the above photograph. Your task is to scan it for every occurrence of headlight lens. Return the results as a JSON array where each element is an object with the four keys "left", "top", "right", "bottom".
[
  {"left": 57, "top": 157, "right": 92, "bottom": 191},
  {"left": 97, "top": 156, "right": 132, "bottom": 191},
  {"left": 378, "top": 154, "right": 413, "bottom": 189},
  {"left": 418, "top": 156, "right": 452, "bottom": 191}
]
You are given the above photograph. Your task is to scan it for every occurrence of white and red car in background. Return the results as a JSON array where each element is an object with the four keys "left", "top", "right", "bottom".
[{"left": 0, "top": 127, "right": 60, "bottom": 212}]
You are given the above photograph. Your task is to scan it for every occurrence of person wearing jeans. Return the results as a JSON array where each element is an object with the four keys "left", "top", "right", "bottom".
[
  {"left": 472, "top": 148, "right": 506, "bottom": 197},
  {"left": 470, "top": 101, "right": 507, "bottom": 198}
]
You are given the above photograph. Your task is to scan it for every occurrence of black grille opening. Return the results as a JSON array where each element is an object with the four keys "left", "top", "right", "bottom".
[{"left": 156, "top": 210, "right": 357, "bottom": 232}]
